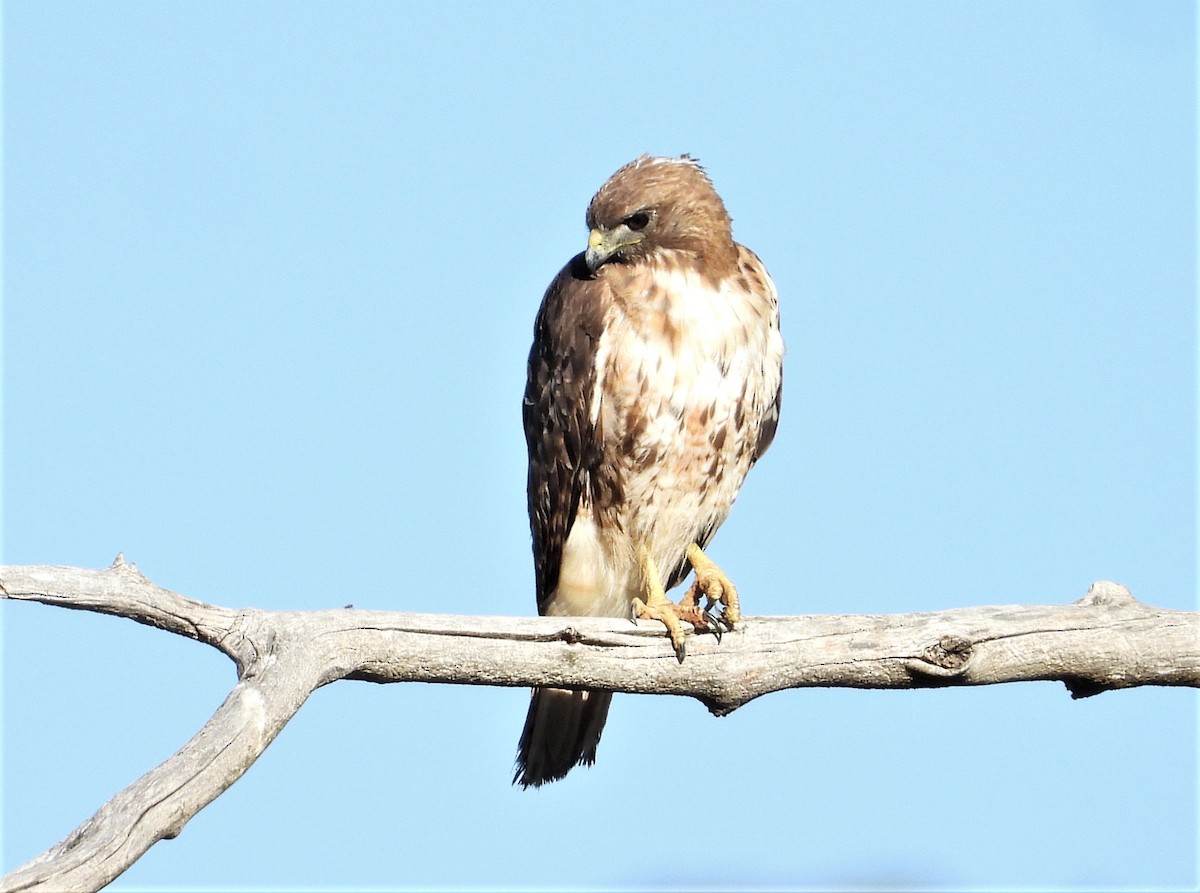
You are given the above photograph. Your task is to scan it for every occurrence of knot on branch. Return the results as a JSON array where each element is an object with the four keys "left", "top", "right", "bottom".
[
  {"left": 108, "top": 552, "right": 147, "bottom": 581},
  {"left": 1075, "top": 580, "right": 1137, "bottom": 608},
  {"left": 907, "top": 634, "right": 974, "bottom": 680}
]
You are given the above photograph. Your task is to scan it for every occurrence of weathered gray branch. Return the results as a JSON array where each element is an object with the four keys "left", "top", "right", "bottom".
[{"left": 2, "top": 557, "right": 1197, "bottom": 893}]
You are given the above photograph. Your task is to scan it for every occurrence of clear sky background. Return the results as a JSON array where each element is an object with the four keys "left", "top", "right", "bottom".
[{"left": 2, "top": 2, "right": 1196, "bottom": 890}]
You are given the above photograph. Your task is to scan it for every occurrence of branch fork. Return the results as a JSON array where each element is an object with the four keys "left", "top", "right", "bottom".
[{"left": 3, "top": 559, "right": 1196, "bottom": 892}]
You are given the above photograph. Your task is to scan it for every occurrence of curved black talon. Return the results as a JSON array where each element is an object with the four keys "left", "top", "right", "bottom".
[{"left": 704, "top": 611, "right": 724, "bottom": 642}]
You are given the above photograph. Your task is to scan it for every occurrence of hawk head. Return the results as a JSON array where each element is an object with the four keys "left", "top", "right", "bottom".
[{"left": 583, "top": 155, "right": 738, "bottom": 275}]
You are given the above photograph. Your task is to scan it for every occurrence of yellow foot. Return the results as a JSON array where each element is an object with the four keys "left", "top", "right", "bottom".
[
  {"left": 632, "top": 546, "right": 740, "bottom": 663},
  {"left": 684, "top": 543, "right": 741, "bottom": 630},
  {"left": 633, "top": 551, "right": 700, "bottom": 662}
]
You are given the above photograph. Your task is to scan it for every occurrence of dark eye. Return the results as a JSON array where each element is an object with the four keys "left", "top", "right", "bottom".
[{"left": 624, "top": 211, "right": 651, "bottom": 231}]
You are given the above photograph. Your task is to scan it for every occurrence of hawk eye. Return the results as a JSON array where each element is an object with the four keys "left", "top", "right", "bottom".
[{"left": 624, "top": 212, "right": 651, "bottom": 231}]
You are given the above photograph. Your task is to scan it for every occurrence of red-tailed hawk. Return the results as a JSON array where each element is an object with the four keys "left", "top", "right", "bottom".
[{"left": 515, "top": 155, "right": 784, "bottom": 787}]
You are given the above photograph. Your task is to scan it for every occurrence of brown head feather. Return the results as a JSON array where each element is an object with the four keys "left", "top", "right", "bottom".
[{"left": 585, "top": 155, "right": 739, "bottom": 275}]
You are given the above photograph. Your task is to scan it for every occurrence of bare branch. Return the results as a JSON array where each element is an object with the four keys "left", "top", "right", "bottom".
[{"left": 2, "top": 558, "right": 1197, "bottom": 892}]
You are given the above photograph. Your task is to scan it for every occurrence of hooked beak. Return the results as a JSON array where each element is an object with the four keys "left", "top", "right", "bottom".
[{"left": 584, "top": 225, "right": 644, "bottom": 273}]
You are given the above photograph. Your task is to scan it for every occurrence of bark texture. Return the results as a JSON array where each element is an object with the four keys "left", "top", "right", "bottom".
[{"left": 2, "top": 557, "right": 1196, "bottom": 892}]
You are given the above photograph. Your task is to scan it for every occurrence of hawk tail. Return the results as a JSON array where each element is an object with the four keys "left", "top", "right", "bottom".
[{"left": 514, "top": 687, "right": 611, "bottom": 788}]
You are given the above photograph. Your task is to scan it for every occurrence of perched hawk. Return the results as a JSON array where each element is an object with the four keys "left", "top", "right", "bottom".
[{"left": 515, "top": 155, "right": 784, "bottom": 788}]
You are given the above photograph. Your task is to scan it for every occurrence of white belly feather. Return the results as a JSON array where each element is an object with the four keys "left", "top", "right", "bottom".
[{"left": 552, "top": 256, "right": 784, "bottom": 617}]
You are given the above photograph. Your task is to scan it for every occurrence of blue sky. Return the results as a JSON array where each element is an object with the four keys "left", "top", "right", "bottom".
[{"left": 2, "top": 1, "right": 1196, "bottom": 890}]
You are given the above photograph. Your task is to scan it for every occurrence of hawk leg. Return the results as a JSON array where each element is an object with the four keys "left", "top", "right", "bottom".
[
  {"left": 632, "top": 545, "right": 741, "bottom": 663},
  {"left": 684, "top": 542, "right": 741, "bottom": 629}
]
